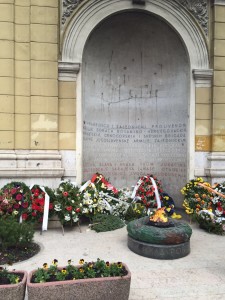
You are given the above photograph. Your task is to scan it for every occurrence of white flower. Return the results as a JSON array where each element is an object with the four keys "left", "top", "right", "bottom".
[
  {"left": 71, "top": 200, "right": 75, "bottom": 204},
  {"left": 73, "top": 216, "right": 79, "bottom": 222},
  {"left": 82, "top": 208, "right": 88, "bottom": 214},
  {"left": 64, "top": 215, "right": 71, "bottom": 221},
  {"left": 13, "top": 210, "right": 18, "bottom": 215},
  {"left": 54, "top": 204, "right": 62, "bottom": 211}
]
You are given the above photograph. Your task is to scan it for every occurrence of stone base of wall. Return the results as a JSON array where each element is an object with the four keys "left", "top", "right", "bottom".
[
  {"left": 0, "top": 150, "right": 64, "bottom": 188},
  {"left": 195, "top": 151, "right": 225, "bottom": 184}
]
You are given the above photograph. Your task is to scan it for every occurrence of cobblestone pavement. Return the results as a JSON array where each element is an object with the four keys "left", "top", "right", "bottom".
[{"left": 13, "top": 220, "right": 225, "bottom": 300}]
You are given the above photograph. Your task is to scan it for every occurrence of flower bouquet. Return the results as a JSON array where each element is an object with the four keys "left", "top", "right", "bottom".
[
  {"left": 54, "top": 181, "right": 82, "bottom": 226},
  {"left": 181, "top": 178, "right": 225, "bottom": 234},
  {"left": 181, "top": 177, "right": 213, "bottom": 216},
  {"left": 0, "top": 182, "right": 31, "bottom": 221},
  {"left": 132, "top": 175, "right": 163, "bottom": 209},
  {"left": 29, "top": 185, "right": 55, "bottom": 224},
  {"left": 80, "top": 173, "right": 130, "bottom": 219}
]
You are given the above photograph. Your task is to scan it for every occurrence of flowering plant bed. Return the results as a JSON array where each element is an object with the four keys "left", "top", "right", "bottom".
[
  {"left": 27, "top": 259, "right": 131, "bottom": 300},
  {"left": 0, "top": 268, "right": 27, "bottom": 300}
]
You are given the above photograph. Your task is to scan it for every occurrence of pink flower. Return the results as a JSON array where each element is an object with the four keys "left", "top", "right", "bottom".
[{"left": 63, "top": 192, "right": 69, "bottom": 197}]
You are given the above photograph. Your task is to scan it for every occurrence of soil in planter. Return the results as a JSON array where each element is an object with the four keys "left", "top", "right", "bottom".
[
  {"left": 0, "top": 243, "right": 40, "bottom": 265},
  {"left": 0, "top": 272, "right": 24, "bottom": 285}
]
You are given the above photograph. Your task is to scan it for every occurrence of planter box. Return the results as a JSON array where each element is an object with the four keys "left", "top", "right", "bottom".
[
  {"left": 27, "top": 264, "right": 131, "bottom": 300},
  {"left": 0, "top": 270, "right": 27, "bottom": 300}
]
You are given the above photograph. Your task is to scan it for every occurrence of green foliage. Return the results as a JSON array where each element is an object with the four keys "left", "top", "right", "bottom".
[
  {"left": 90, "top": 214, "right": 125, "bottom": 232},
  {"left": 124, "top": 202, "right": 147, "bottom": 222},
  {"left": 0, "top": 216, "right": 34, "bottom": 250},
  {"left": 0, "top": 267, "right": 21, "bottom": 284}
]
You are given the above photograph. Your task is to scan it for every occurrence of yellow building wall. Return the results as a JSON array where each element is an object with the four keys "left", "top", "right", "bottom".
[
  {"left": 0, "top": 1, "right": 225, "bottom": 154},
  {"left": 0, "top": 0, "right": 15, "bottom": 149},
  {"left": 0, "top": 0, "right": 76, "bottom": 151},
  {"left": 212, "top": 5, "right": 225, "bottom": 151},
  {"left": 195, "top": 87, "right": 212, "bottom": 151}
]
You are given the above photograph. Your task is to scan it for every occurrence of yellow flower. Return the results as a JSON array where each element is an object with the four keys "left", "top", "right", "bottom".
[
  {"left": 61, "top": 268, "right": 67, "bottom": 274},
  {"left": 171, "top": 213, "right": 182, "bottom": 219},
  {"left": 79, "top": 268, "right": 84, "bottom": 273},
  {"left": 15, "top": 276, "right": 20, "bottom": 284},
  {"left": 164, "top": 196, "right": 169, "bottom": 201},
  {"left": 52, "top": 259, "right": 58, "bottom": 266},
  {"left": 43, "top": 263, "right": 48, "bottom": 269},
  {"left": 117, "top": 262, "right": 123, "bottom": 268},
  {"left": 79, "top": 259, "right": 84, "bottom": 265}
]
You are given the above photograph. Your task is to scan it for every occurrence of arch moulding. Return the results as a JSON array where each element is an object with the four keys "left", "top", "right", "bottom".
[
  {"left": 61, "top": 0, "right": 209, "bottom": 69},
  {"left": 60, "top": 0, "right": 212, "bottom": 184}
]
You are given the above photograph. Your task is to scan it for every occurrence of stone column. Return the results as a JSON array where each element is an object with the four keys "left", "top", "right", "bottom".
[
  {"left": 0, "top": 0, "right": 15, "bottom": 150},
  {"left": 15, "top": 0, "right": 31, "bottom": 150},
  {"left": 58, "top": 62, "right": 80, "bottom": 181},
  {"left": 207, "top": 0, "right": 225, "bottom": 182}
]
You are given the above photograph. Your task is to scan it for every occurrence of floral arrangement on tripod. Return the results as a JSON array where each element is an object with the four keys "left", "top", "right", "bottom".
[{"left": 181, "top": 177, "right": 225, "bottom": 234}]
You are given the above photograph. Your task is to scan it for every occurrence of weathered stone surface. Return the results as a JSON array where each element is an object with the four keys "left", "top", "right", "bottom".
[
  {"left": 127, "top": 217, "right": 192, "bottom": 245},
  {"left": 128, "top": 236, "right": 190, "bottom": 259},
  {"left": 0, "top": 271, "right": 27, "bottom": 300},
  {"left": 82, "top": 12, "right": 189, "bottom": 205}
]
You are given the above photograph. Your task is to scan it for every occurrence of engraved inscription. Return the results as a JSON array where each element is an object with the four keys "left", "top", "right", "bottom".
[{"left": 82, "top": 13, "right": 189, "bottom": 205}]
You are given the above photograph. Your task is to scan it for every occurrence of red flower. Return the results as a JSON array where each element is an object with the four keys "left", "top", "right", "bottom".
[
  {"left": 11, "top": 188, "right": 17, "bottom": 195},
  {"left": 38, "top": 217, "right": 43, "bottom": 223},
  {"left": 22, "top": 202, "right": 28, "bottom": 208},
  {"left": 13, "top": 204, "right": 20, "bottom": 209},
  {"left": 16, "top": 193, "right": 22, "bottom": 201},
  {"left": 22, "top": 213, "right": 28, "bottom": 220},
  {"left": 63, "top": 192, "right": 69, "bottom": 197},
  {"left": 75, "top": 208, "right": 81, "bottom": 213},
  {"left": 49, "top": 203, "right": 53, "bottom": 210},
  {"left": 66, "top": 206, "right": 72, "bottom": 211},
  {"left": 34, "top": 192, "right": 39, "bottom": 197},
  {"left": 38, "top": 198, "right": 45, "bottom": 206},
  {"left": 32, "top": 212, "right": 37, "bottom": 217}
]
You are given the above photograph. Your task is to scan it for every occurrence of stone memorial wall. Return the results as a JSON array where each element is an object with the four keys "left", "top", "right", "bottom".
[{"left": 82, "top": 12, "right": 189, "bottom": 204}]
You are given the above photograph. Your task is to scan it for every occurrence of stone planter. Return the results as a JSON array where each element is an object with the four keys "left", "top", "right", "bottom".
[
  {"left": 27, "top": 264, "right": 131, "bottom": 300},
  {"left": 0, "top": 270, "right": 27, "bottom": 300}
]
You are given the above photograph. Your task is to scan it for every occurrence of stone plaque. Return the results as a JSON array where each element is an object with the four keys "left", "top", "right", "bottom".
[{"left": 82, "top": 12, "right": 189, "bottom": 206}]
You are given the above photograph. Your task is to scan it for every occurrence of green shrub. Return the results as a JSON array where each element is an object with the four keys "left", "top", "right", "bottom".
[
  {"left": 0, "top": 216, "right": 34, "bottom": 250},
  {"left": 90, "top": 214, "right": 125, "bottom": 232}
]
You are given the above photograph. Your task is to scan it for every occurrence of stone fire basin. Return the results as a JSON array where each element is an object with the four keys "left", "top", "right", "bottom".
[{"left": 127, "top": 216, "right": 192, "bottom": 259}]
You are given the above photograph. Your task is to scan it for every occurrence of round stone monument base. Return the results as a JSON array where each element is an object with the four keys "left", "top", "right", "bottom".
[{"left": 128, "top": 235, "right": 190, "bottom": 260}]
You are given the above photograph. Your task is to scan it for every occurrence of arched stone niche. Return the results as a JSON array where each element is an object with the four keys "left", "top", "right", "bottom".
[{"left": 60, "top": 0, "right": 211, "bottom": 206}]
